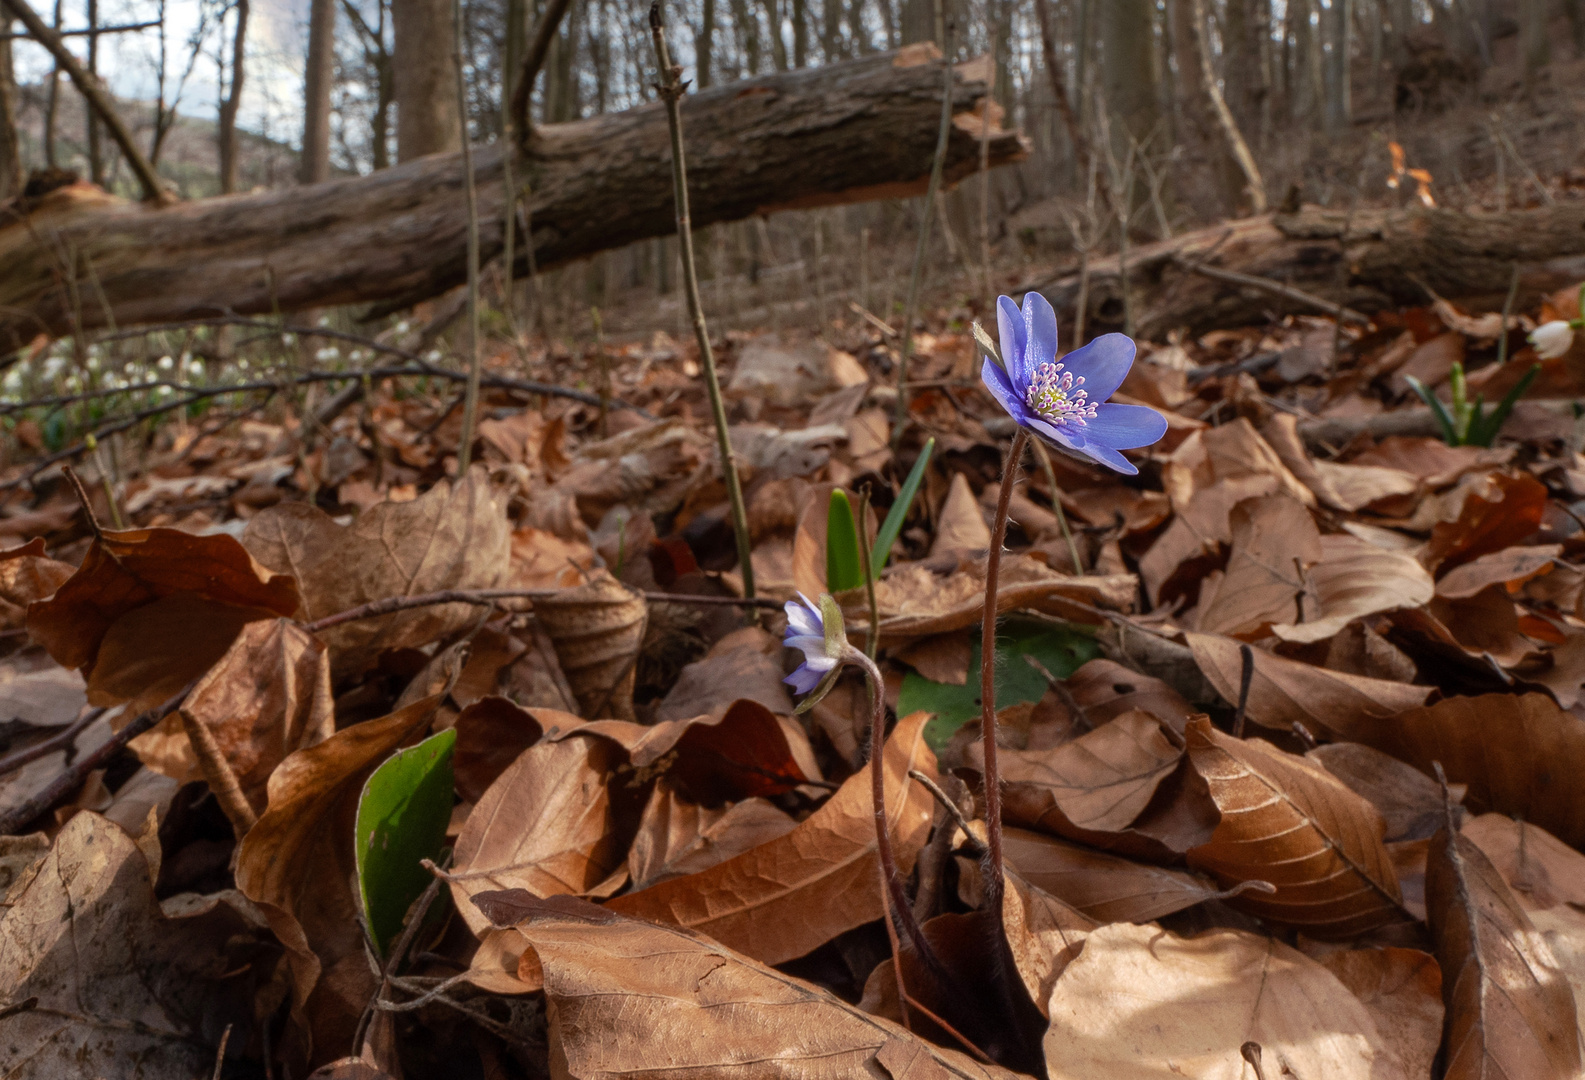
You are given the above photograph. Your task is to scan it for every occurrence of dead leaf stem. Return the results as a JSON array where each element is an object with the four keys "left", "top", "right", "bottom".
[{"left": 178, "top": 706, "right": 258, "bottom": 839}]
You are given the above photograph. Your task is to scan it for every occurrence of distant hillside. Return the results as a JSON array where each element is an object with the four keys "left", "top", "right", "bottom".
[{"left": 12, "top": 80, "right": 301, "bottom": 197}]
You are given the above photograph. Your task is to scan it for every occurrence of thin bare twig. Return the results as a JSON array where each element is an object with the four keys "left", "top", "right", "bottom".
[
  {"left": 178, "top": 705, "right": 257, "bottom": 838},
  {"left": 0, "top": 681, "right": 196, "bottom": 835},
  {"left": 649, "top": 2, "right": 757, "bottom": 620},
  {"left": 1232, "top": 643, "right": 1255, "bottom": 738},
  {"left": 1, "top": 0, "right": 167, "bottom": 203},
  {"left": 1170, "top": 254, "right": 1369, "bottom": 325},
  {"left": 0, "top": 708, "right": 106, "bottom": 779},
  {"left": 454, "top": 0, "right": 483, "bottom": 474},
  {"left": 301, "top": 585, "right": 780, "bottom": 635}
]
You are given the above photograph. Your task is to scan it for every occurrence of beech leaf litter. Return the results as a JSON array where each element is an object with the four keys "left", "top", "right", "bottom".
[{"left": 11, "top": 282, "right": 1585, "bottom": 1080}]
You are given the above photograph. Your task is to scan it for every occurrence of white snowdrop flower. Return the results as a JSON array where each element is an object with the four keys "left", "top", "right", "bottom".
[
  {"left": 425, "top": 350, "right": 442, "bottom": 363},
  {"left": 395, "top": 321, "right": 410, "bottom": 335},
  {"left": 187, "top": 358, "right": 205, "bottom": 377},
  {"left": 349, "top": 349, "right": 363, "bottom": 362},
  {"left": 42, "top": 355, "right": 65, "bottom": 380},
  {"left": 3, "top": 368, "right": 23, "bottom": 394},
  {"left": 85, "top": 354, "right": 99, "bottom": 371},
  {"left": 238, "top": 358, "right": 250, "bottom": 370},
  {"left": 157, "top": 355, "right": 175, "bottom": 371},
  {"left": 64, "top": 373, "right": 81, "bottom": 390},
  {"left": 282, "top": 333, "right": 297, "bottom": 347},
  {"left": 318, "top": 316, "right": 331, "bottom": 328},
  {"left": 1530, "top": 320, "right": 1575, "bottom": 360},
  {"left": 157, "top": 384, "right": 174, "bottom": 398}
]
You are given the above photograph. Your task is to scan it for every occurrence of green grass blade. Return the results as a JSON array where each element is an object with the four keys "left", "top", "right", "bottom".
[
  {"left": 1404, "top": 375, "right": 1461, "bottom": 446},
  {"left": 826, "top": 488, "right": 864, "bottom": 593},
  {"left": 871, "top": 436, "right": 935, "bottom": 576},
  {"left": 1468, "top": 364, "right": 1541, "bottom": 447},
  {"left": 355, "top": 727, "right": 456, "bottom": 957}
]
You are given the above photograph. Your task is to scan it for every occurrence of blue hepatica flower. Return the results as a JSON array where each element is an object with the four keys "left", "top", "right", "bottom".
[
  {"left": 783, "top": 592, "right": 839, "bottom": 694},
  {"left": 982, "top": 292, "right": 1168, "bottom": 475}
]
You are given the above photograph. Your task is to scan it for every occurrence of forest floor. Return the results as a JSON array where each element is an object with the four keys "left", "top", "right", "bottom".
[{"left": 4, "top": 187, "right": 1585, "bottom": 1079}]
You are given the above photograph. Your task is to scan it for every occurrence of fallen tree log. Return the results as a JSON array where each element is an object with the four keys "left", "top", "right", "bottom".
[
  {"left": 1036, "top": 203, "right": 1585, "bottom": 340},
  {"left": 0, "top": 46, "right": 1024, "bottom": 355}
]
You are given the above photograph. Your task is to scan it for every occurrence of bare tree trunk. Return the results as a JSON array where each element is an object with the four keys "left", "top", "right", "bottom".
[
  {"left": 0, "top": 49, "right": 1024, "bottom": 350},
  {"left": 301, "top": 0, "right": 336, "bottom": 183},
  {"left": 86, "top": 0, "right": 102, "bottom": 184},
  {"left": 1167, "top": 0, "right": 1227, "bottom": 218},
  {"left": 847, "top": 0, "right": 868, "bottom": 53},
  {"left": 761, "top": 0, "right": 789, "bottom": 69},
  {"left": 1099, "top": 0, "right": 1160, "bottom": 150},
  {"left": 791, "top": 0, "right": 808, "bottom": 65},
  {"left": 1032, "top": 0, "right": 1087, "bottom": 182},
  {"left": 697, "top": 0, "right": 717, "bottom": 85},
  {"left": 1288, "top": 0, "right": 1318, "bottom": 122},
  {"left": 728, "top": 0, "right": 761, "bottom": 73},
  {"left": 1041, "top": 202, "right": 1585, "bottom": 340},
  {"left": 1190, "top": 0, "right": 1265, "bottom": 213},
  {"left": 43, "top": 0, "right": 61, "bottom": 168},
  {"left": 217, "top": 0, "right": 249, "bottom": 193},
  {"left": 392, "top": 0, "right": 461, "bottom": 160},
  {"left": 820, "top": 0, "right": 839, "bottom": 59},
  {"left": 0, "top": 14, "right": 20, "bottom": 201},
  {"left": 1323, "top": 0, "right": 1350, "bottom": 132},
  {"left": 1520, "top": 0, "right": 1549, "bottom": 92}
]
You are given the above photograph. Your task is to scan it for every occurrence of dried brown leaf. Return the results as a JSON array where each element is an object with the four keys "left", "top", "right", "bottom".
[
  {"left": 985, "top": 710, "right": 1181, "bottom": 834},
  {"left": 1427, "top": 815, "right": 1583, "bottom": 1078},
  {"left": 1312, "top": 947, "right": 1445, "bottom": 1080},
  {"left": 0, "top": 538, "right": 72, "bottom": 631},
  {"left": 1185, "top": 717, "right": 1406, "bottom": 937},
  {"left": 128, "top": 617, "right": 333, "bottom": 813},
  {"left": 1193, "top": 493, "right": 1322, "bottom": 638},
  {"left": 448, "top": 732, "right": 630, "bottom": 936},
  {"left": 25, "top": 527, "right": 299, "bottom": 714},
  {"left": 242, "top": 470, "right": 510, "bottom": 676},
  {"left": 1269, "top": 533, "right": 1435, "bottom": 645},
  {"left": 1186, "top": 631, "right": 1429, "bottom": 739},
  {"left": 1043, "top": 922, "right": 1412, "bottom": 1079},
  {"left": 1, "top": 811, "right": 268, "bottom": 1079},
  {"left": 655, "top": 630, "right": 793, "bottom": 722},
  {"left": 606, "top": 710, "right": 937, "bottom": 965},
  {"left": 1001, "top": 826, "right": 1230, "bottom": 924},
  {"left": 1308, "top": 741, "right": 1454, "bottom": 843},
  {"left": 864, "top": 553, "right": 1135, "bottom": 645},
  {"left": 627, "top": 782, "right": 798, "bottom": 890},
  {"left": 233, "top": 694, "right": 440, "bottom": 1066},
  {"left": 1365, "top": 693, "right": 1585, "bottom": 848},
  {"left": 1063, "top": 658, "right": 1192, "bottom": 731},
  {"left": 531, "top": 571, "right": 647, "bottom": 720},
  {"left": 1424, "top": 470, "right": 1549, "bottom": 575},
  {"left": 471, "top": 892, "right": 1023, "bottom": 1080}
]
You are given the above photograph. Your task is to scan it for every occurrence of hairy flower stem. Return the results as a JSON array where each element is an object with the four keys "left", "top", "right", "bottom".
[
  {"left": 852, "top": 648, "right": 933, "bottom": 963},
  {"left": 649, "top": 3, "right": 758, "bottom": 620},
  {"left": 980, "top": 428, "right": 1027, "bottom": 931}
]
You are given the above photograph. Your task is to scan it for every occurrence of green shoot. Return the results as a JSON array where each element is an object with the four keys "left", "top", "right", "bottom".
[{"left": 1405, "top": 361, "right": 1540, "bottom": 447}]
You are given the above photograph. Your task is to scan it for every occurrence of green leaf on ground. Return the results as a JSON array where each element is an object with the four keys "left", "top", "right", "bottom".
[
  {"left": 897, "top": 619, "right": 1100, "bottom": 749},
  {"left": 355, "top": 726, "right": 456, "bottom": 956}
]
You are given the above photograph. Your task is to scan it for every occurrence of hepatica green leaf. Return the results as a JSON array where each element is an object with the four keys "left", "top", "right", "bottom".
[
  {"left": 897, "top": 620, "right": 1100, "bottom": 750},
  {"left": 355, "top": 727, "right": 456, "bottom": 956}
]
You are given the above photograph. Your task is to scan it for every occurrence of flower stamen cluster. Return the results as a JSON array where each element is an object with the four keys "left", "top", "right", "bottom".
[{"left": 1025, "top": 361, "right": 1098, "bottom": 429}]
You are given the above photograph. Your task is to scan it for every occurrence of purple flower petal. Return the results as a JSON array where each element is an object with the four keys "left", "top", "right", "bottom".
[
  {"left": 1060, "top": 333, "right": 1137, "bottom": 403},
  {"left": 996, "top": 295, "right": 1025, "bottom": 379},
  {"left": 1084, "top": 403, "right": 1169, "bottom": 450},
  {"left": 784, "top": 634, "right": 825, "bottom": 660},
  {"left": 1075, "top": 441, "right": 1139, "bottom": 475},
  {"left": 784, "top": 598, "right": 821, "bottom": 639},
  {"left": 784, "top": 663, "right": 825, "bottom": 694},
  {"left": 1025, "top": 414, "right": 1085, "bottom": 453},
  {"left": 982, "top": 358, "right": 1030, "bottom": 424},
  {"left": 1022, "top": 292, "right": 1059, "bottom": 377}
]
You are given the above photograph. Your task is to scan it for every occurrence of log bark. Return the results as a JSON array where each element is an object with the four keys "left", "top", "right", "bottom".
[
  {"left": 0, "top": 46, "right": 1024, "bottom": 354},
  {"left": 1037, "top": 203, "right": 1585, "bottom": 341}
]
